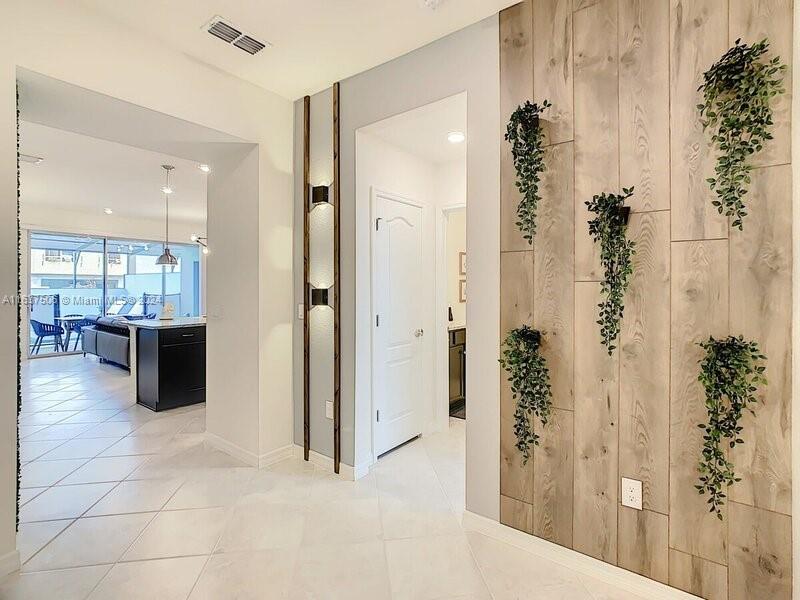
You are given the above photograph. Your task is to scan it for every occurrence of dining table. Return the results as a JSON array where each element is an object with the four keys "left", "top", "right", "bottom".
[{"left": 54, "top": 315, "right": 86, "bottom": 351}]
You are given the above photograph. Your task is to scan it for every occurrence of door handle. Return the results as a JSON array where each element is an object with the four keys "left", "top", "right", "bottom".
[{"left": 414, "top": 329, "right": 424, "bottom": 338}]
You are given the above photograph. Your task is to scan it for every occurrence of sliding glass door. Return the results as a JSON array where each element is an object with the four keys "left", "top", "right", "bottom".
[
  {"left": 28, "top": 231, "right": 201, "bottom": 357},
  {"left": 28, "top": 232, "right": 105, "bottom": 356},
  {"left": 105, "top": 239, "right": 200, "bottom": 318}
]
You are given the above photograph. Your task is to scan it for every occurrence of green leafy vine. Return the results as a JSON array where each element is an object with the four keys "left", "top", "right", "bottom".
[
  {"left": 505, "top": 99, "right": 551, "bottom": 243},
  {"left": 499, "top": 326, "right": 552, "bottom": 463},
  {"left": 696, "top": 335, "right": 767, "bottom": 519},
  {"left": 586, "top": 188, "right": 636, "bottom": 355},
  {"left": 698, "top": 38, "right": 786, "bottom": 229}
]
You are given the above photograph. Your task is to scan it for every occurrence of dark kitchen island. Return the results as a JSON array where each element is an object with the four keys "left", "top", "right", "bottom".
[{"left": 127, "top": 317, "right": 206, "bottom": 412}]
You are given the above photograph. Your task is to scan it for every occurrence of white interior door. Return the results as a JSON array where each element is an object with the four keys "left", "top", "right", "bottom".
[{"left": 373, "top": 191, "right": 425, "bottom": 456}]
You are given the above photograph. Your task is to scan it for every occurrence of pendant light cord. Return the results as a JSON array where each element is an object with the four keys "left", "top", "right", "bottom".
[{"left": 164, "top": 168, "right": 170, "bottom": 249}]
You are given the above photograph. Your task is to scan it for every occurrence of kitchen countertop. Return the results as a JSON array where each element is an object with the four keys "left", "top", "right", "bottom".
[{"left": 125, "top": 317, "right": 207, "bottom": 330}]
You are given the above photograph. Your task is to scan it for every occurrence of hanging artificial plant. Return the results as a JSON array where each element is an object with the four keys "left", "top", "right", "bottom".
[
  {"left": 698, "top": 38, "right": 786, "bottom": 229},
  {"left": 695, "top": 335, "right": 767, "bottom": 519},
  {"left": 586, "top": 188, "right": 636, "bottom": 355},
  {"left": 505, "top": 99, "right": 551, "bottom": 244},
  {"left": 499, "top": 325, "right": 552, "bottom": 463}
]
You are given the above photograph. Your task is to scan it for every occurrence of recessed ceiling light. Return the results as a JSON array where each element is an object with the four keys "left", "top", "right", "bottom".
[
  {"left": 198, "top": 164, "right": 210, "bottom": 173},
  {"left": 103, "top": 208, "right": 113, "bottom": 215},
  {"left": 447, "top": 131, "right": 465, "bottom": 144}
]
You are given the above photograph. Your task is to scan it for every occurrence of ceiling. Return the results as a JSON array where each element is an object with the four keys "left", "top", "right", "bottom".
[
  {"left": 18, "top": 69, "right": 248, "bottom": 163},
  {"left": 20, "top": 121, "right": 208, "bottom": 224},
  {"left": 364, "top": 93, "right": 467, "bottom": 164},
  {"left": 78, "top": 0, "right": 516, "bottom": 99}
]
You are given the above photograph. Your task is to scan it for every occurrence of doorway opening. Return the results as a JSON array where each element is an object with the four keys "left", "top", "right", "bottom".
[
  {"left": 356, "top": 93, "right": 467, "bottom": 467},
  {"left": 444, "top": 206, "right": 466, "bottom": 420},
  {"left": 14, "top": 69, "right": 258, "bottom": 548}
]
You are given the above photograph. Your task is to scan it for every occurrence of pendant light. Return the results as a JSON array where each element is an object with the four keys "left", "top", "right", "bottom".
[{"left": 156, "top": 165, "right": 178, "bottom": 266}]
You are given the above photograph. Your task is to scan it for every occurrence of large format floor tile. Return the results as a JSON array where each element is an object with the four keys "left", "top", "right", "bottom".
[
  {"left": 164, "top": 468, "right": 254, "bottom": 510},
  {"left": 189, "top": 548, "right": 297, "bottom": 600},
  {"left": 301, "top": 497, "right": 383, "bottom": 547},
  {"left": 59, "top": 455, "right": 150, "bottom": 485},
  {"left": 289, "top": 540, "right": 393, "bottom": 600},
  {"left": 23, "top": 513, "right": 155, "bottom": 571},
  {"left": 19, "top": 482, "right": 116, "bottom": 522},
  {"left": 99, "top": 434, "right": 171, "bottom": 457},
  {"left": 385, "top": 534, "right": 490, "bottom": 600},
  {"left": 20, "top": 440, "right": 66, "bottom": 462},
  {"left": 39, "top": 437, "right": 120, "bottom": 461},
  {"left": 77, "top": 420, "right": 142, "bottom": 438},
  {"left": 3, "top": 356, "right": 646, "bottom": 600},
  {"left": 16, "top": 519, "right": 73, "bottom": 564},
  {"left": 88, "top": 555, "right": 207, "bottom": 600},
  {"left": 466, "top": 531, "right": 594, "bottom": 599},
  {"left": 23, "top": 423, "right": 95, "bottom": 442},
  {"left": 85, "top": 478, "right": 183, "bottom": 516},
  {"left": 216, "top": 499, "right": 306, "bottom": 553},
  {"left": 0, "top": 565, "right": 111, "bottom": 600},
  {"left": 20, "top": 459, "right": 88, "bottom": 488},
  {"left": 122, "top": 507, "right": 227, "bottom": 560}
]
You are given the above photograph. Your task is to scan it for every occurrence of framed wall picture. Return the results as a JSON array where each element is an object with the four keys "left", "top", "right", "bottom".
[
  {"left": 459, "top": 279, "right": 466, "bottom": 303},
  {"left": 459, "top": 251, "right": 466, "bottom": 276}
]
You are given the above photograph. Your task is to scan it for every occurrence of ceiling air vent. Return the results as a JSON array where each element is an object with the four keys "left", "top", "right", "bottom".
[
  {"left": 204, "top": 16, "right": 268, "bottom": 56},
  {"left": 233, "top": 35, "right": 266, "bottom": 56},
  {"left": 208, "top": 20, "right": 241, "bottom": 44}
]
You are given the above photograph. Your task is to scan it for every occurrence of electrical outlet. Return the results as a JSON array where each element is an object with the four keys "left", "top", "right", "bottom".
[
  {"left": 325, "top": 401, "right": 333, "bottom": 420},
  {"left": 621, "top": 477, "right": 643, "bottom": 510}
]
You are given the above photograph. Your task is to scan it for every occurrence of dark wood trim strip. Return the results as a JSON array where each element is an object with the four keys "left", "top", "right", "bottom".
[
  {"left": 333, "top": 82, "right": 342, "bottom": 474},
  {"left": 303, "top": 95, "right": 311, "bottom": 462}
]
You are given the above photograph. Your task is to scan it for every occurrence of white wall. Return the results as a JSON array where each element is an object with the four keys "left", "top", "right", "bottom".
[
  {"left": 1, "top": 0, "right": 294, "bottom": 568},
  {"left": 340, "top": 17, "right": 500, "bottom": 518},
  {"left": 435, "top": 159, "right": 468, "bottom": 209},
  {"left": 21, "top": 205, "right": 204, "bottom": 246},
  {"left": 206, "top": 144, "right": 262, "bottom": 458}
]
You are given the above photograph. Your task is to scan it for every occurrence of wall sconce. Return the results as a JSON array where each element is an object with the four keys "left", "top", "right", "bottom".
[
  {"left": 310, "top": 287, "right": 330, "bottom": 307},
  {"left": 191, "top": 234, "right": 210, "bottom": 255},
  {"left": 310, "top": 184, "right": 331, "bottom": 206}
]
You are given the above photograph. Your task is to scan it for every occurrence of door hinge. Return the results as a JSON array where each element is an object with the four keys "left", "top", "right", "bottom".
[
  {"left": 376, "top": 410, "right": 380, "bottom": 422},
  {"left": 375, "top": 217, "right": 382, "bottom": 231},
  {"left": 376, "top": 314, "right": 380, "bottom": 327}
]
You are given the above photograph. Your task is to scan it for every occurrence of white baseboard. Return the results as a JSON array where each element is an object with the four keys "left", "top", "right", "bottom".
[
  {"left": 204, "top": 432, "right": 258, "bottom": 466},
  {"left": 257, "top": 444, "right": 294, "bottom": 468},
  {"left": 0, "top": 549, "right": 19, "bottom": 578},
  {"left": 291, "top": 445, "right": 363, "bottom": 480},
  {"left": 462, "top": 511, "right": 700, "bottom": 600},
  {"left": 205, "top": 433, "right": 300, "bottom": 469},
  {"left": 352, "top": 457, "right": 373, "bottom": 480}
]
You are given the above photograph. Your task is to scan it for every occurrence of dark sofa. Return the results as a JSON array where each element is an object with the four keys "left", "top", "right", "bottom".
[{"left": 81, "top": 316, "right": 132, "bottom": 368}]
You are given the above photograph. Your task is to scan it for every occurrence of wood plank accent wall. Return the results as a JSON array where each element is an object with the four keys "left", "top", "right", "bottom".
[{"left": 498, "top": 1, "right": 793, "bottom": 597}]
